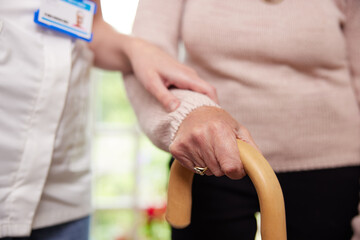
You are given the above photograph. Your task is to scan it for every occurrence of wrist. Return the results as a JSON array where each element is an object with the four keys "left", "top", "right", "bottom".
[
  {"left": 122, "top": 36, "right": 141, "bottom": 64},
  {"left": 167, "top": 90, "right": 221, "bottom": 143}
]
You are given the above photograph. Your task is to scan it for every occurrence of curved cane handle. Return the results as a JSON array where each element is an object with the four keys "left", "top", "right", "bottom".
[{"left": 165, "top": 139, "right": 287, "bottom": 240}]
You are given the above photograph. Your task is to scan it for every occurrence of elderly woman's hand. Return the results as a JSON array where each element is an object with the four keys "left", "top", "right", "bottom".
[{"left": 169, "top": 106, "right": 259, "bottom": 179}]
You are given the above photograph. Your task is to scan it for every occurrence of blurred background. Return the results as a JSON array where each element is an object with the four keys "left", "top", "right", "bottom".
[{"left": 90, "top": 1, "right": 171, "bottom": 239}]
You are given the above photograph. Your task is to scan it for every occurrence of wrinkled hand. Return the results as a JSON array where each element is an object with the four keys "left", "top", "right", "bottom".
[
  {"left": 169, "top": 106, "right": 259, "bottom": 179},
  {"left": 127, "top": 38, "right": 218, "bottom": 112}
]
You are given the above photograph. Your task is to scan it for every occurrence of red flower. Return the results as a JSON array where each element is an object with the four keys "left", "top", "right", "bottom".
[{"left": 145, "top": 204, "right": 167, "bottom": 221}]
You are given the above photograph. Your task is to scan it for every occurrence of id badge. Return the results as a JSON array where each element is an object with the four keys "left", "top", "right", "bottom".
[{"left": 34, "top": 0, "right": 96, "bottom": 42}]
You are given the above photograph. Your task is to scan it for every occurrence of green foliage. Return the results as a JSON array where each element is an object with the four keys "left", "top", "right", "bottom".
[{"left": 91, "top": 210, "right": 134, "bottom": 240}]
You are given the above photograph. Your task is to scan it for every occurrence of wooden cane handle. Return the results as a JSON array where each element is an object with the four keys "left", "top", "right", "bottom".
[{"left": 165, "top": 139, "right": 287, "bottom": 240}]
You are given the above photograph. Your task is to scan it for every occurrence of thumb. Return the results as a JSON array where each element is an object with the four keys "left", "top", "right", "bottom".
[{"left": 145, "top": 74, "right": 181, "bottom": 112}]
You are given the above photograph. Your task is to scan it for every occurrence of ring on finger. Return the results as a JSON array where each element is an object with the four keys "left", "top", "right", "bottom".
[{"left": 194, "top": 166, "right": 208, "bottom": 176}]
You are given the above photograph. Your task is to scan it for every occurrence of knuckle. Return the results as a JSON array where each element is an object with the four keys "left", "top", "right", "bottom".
[
  {"left": 143, "top": 72, "right": 157, "bottom": 90},
  {"left": 169, "top": 141, "right": 187, "bottom": 157},
  {"left": 144, "top": 81, "right": 154, "bottom": 92},
  {"left": 207, "top": 120, "right": 223, "bottom": 133},
  {"left": 191, "top": 126, "right": 207, "bottom": 142},
  {"left": 222, "top": 164, "right": 241, "bottom": 176}
]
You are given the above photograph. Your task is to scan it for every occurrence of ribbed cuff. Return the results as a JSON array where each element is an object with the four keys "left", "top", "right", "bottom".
[{"left": 167, "top": 89, "right": 220, "bottom": 144}]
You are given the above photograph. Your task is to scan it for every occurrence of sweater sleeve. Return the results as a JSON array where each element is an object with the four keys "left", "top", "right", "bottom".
[
  {"left": 347, "top": 1, "right": 360, "bottom": 239},
  {"left": 124, "top": 0, "right": 219, "bottom": 151}
]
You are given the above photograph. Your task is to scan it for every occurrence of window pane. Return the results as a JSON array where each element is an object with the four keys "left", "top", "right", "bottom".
[
  {"left": 138, "top": 136, "right": 171, "bottom": 205},
  {"left": 94, "top": 70, "right": 136, "bottom": 125},
  {"left": 91, "top": 70, "right": 171, "bottom": 240},
  {"left": 93, "top": 133, "right": 137, "bottom": 199}
]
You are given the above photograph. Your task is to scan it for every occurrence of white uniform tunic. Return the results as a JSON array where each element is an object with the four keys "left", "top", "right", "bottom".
[{"left": 0, "top": 0, "right": 93, "bottom": 237}]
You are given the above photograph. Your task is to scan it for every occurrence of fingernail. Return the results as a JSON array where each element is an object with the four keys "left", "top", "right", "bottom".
[{"left": 168, "top": 100, "right": 180, "bottom": 112}]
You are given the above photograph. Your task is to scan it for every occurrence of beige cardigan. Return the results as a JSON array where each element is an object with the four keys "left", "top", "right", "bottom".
[{"left": 125, "top": 0, "right": 360, "bottom": 236}]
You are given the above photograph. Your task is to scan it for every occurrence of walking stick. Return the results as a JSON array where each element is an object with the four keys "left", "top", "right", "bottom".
[{"left": 166, "top": 139, "right": 287, "bottom": 240}]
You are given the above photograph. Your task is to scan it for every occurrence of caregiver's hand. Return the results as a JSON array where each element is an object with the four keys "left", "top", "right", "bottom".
[
  {"left": 169, "top": 106, "right": 259, "bottom": 180},
  {"left": 89, "top": 5, "right": 218, "bottom": 113},
  {"left": 127, "top": 38, "right": 219, "bottom": 112}
]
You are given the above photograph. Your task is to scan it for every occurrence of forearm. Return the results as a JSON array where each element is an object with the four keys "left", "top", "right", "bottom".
[
  {"left": 90, "top": 21, "right": 133, "bottom": 72},
  {"left": 124, "top": 74, "right": 219, "bottom": 150},
  {"left": 88, "top": 0, "right": 132, "bottom": 73}
]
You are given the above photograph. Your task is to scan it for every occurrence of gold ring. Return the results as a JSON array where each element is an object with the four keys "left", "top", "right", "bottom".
[{"left": 194, "top": 166, "right": 208, "bottom": 176}]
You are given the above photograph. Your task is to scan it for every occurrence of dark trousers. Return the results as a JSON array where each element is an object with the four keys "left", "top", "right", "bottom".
[{"left": 171, "top": 166, "right": 360, "bottom": 240}]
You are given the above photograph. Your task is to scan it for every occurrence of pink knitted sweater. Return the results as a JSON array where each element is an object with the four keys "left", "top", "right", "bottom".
[
  {"left": 125, "top": 0, "right": 360, "bottom": 236},
  {"left": 126, "top": 0, "right": 360, "bottom": 170}
]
